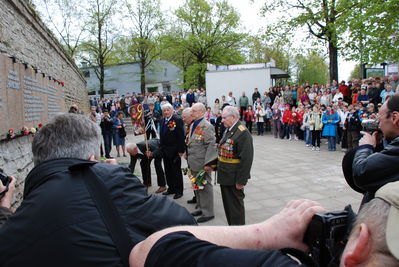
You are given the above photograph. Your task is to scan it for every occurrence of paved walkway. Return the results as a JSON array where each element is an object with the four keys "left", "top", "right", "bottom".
[{"left": 117, "top": 133, "right": 362, "bottom": 226}]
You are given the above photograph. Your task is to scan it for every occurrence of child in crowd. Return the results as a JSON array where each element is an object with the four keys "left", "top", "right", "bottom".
[
  {"left": 322, "top": 106, "right": 340, "bottom": 151},
  {"left": 309, "top": 106, "right": 323, "bottom": 151},
  {"left": 281, "top": 105, "right": 292, "bottom": 139},
  {"left": 289, "top": 106, "right": 299, "bottom": 140},
  {"left": 302, "top": 106, "right": 312, "bottom": 147}
]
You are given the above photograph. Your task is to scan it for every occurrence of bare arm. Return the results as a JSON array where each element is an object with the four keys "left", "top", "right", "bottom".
[{"left": 130, "top": 199, "right": 325, "bottom": 267}]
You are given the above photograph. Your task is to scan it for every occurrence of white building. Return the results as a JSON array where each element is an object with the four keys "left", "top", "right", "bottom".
[{"left": 205, "top": 61, "right": 289, "bottom": 106}]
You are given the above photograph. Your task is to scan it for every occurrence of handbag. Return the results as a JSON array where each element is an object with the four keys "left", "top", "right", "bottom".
[{"left": 119, "top": 125, "right": 127, "bottom": 138}]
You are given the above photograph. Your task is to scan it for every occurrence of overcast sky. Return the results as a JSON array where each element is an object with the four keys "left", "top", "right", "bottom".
[{"left": 161, "top": 0, "right": 356, "bottom": 81}]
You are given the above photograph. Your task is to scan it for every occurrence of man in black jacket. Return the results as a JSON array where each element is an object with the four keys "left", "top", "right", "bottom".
[
  {"left": 160, "top": 103, "right": 185, "bottom": 199},
  {"left": 127, "top": 139, "right": 167, "bottom": 194},
  {"left": 344, "top": 94, "right": 399, "bottom": 204},
  {"left": 0, "top": 113, "right": 195, "bottom": 267},
  {"left": 100, "top": 109, "right": 114, "bottom": 158}
]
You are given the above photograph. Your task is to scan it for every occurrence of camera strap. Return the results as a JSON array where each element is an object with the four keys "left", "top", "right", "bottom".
[
  {"left": 280, "top": 248, "right": 319, "bottom": 267},
  {"left": 70, "top": 163, "right": 135, "bottom": 267}
]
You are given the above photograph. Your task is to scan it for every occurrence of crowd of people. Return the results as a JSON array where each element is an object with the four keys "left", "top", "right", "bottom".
[{"left": 88, "top": 75, "right": 399, "bottom": 154}]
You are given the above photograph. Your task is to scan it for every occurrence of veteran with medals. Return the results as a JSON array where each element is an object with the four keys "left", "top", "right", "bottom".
[
  {"left": 218, "top": 106, "right": 254, "bottom": 225},
  {"left": 187, "top": 103, "right": 218, "bottom": 223},
  {"left": 160, "top": 103, "right": 185, "bottom": 199}
]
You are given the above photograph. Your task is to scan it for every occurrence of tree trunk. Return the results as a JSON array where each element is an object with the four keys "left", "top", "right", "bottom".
[
  {"left": 99, "top": 65, "right": 105, "bottom": 98},
  {"left": 328, "top": 41, "right": 338, "bottom": 83},
  {"left": 140, "top": 60, "right": 146, "bottom": 94}
]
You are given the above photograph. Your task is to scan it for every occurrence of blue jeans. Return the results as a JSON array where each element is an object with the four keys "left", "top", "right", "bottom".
[
  {"left": 305, "top": 128, "right": 312, "bottom": 145},
  {"left": 328, "top": 136, "right": 336, "bottom": 151}
]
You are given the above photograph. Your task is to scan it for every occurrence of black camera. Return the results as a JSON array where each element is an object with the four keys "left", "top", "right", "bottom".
[
  {"left": 361, "top": 119, "right": 379, "bottom": 133},
  {"left": 0, "top": 168, "right": 11, "bottom": 198},
  {"left": 303, "top": 205, "right": 355, "bottom": 267}
]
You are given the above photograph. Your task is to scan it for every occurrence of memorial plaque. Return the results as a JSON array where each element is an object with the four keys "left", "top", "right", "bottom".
[{"left": 0, "top": 53, "right": 66, "bottom": 138}]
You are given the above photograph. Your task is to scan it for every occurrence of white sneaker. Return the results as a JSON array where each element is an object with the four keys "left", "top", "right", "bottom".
[
  {"left": 312, "top": 146, "right": 315, "bottom": 151},
  {"left": 289, "top": 137, "right": 292, "bottom": 141},
  {"left": 295, "top": 137, "right": 299, "bottom": 141},
  {"left": 306, "top": 144, "right": 310, "bottom": 147},
  {"left": 316, "top": 147, "right": 320, "bottom": 151}
]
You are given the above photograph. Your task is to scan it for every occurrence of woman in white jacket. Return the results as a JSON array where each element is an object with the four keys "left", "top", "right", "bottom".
[{"left": 255, "top": 104, "right": 266, "bottom": 136}]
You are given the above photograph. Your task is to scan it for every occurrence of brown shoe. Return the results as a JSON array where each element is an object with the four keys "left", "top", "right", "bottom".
[{"left": 155, "top": 186, "right": 167, "bottom": 194}]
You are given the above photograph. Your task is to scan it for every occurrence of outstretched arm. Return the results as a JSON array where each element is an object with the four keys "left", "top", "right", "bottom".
[{"left": 130, "top": 199, "right": 325, "bottom": 267}]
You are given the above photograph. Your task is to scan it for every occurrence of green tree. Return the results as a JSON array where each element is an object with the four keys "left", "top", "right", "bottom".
[
  {"left": 296, "top": 50, "right": 329, "bottom": 85},
  {"left": 174, "top": 0, "right": 246, "bottom": 88},
  {"left": 124, "top": 0, "right": 164, "bottom": 94},
  {"left": 349, "top": 64, "right": 361, "bottom": 80},
  {"left": 79, "top": 0, "right": 118, "bottom": 98},
  {"left": 245, "top": 35, "right": 291, "bottom": 73},
  {"left": 340, "top": 0, "right": 399, "bottom": 64},
  {"left": 33, "top": 0, "right": 87, "bottom": 59},
  {"left": 260, "top": 0, "right": 355, "bottom": 83},
  {"left": 160, "top": 23, "right": 196, "bottom": 90}
]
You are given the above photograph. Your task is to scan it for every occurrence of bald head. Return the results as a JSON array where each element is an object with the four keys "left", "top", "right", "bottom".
[{"left": 192, "top": 103, "right": 206, "bottom": 120}]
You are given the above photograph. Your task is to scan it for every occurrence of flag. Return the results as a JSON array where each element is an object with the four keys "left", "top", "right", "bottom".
[{"left": 130, "top": 104, "right": 145, "bottom": 136}]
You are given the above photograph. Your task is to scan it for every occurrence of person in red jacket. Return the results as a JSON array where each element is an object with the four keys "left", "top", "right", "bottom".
[
  {"left": 243, "top": 105, "right": 256, "bottom": 134},
  {"left": 339, "top": 80, "right": 350, "bottom": 104},
  {"left": 282, "top": 105, "right": 292, "bottom": 139},
  {"left": 289, "top": 106, "right": 298, "bottom": 141}
]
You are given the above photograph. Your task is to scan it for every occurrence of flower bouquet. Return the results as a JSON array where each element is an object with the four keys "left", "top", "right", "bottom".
[{"left": 182, "top": 168, "right": 207, "bottom": 190}]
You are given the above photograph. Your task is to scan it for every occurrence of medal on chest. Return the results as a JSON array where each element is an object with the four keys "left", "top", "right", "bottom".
[{"left": 219, "top": 138, "right": 234, "bottom": 158}]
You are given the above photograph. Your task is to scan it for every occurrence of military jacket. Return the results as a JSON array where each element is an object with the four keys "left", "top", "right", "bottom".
[
  {"left": 217, "top": 121, "right": 254, "bottom": 186},
  {"left": 187, "top": 118, "right": 217, "bottom": 172}
]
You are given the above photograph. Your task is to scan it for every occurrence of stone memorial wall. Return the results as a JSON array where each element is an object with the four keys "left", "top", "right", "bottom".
[
  {"left": 0, "top": 54, "right": 65, "bottom": 134},
  {"left": 0, "top": 0, "right": 88, "bottom": 207}
]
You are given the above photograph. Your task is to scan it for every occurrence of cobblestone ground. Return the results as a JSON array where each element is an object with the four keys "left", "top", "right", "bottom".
[{"left": 116, "top": 132, "right": 362, "bottom": 226}]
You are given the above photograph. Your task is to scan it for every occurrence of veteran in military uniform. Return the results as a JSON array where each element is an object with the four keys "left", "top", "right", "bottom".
[
  {"left": 187, "top": 103, "right": 218, "bottom": 223},
  {"left": 218, "top": 106, "right": 254, "bottom": 225}
]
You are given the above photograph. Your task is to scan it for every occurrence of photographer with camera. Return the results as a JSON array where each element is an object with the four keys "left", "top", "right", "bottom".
[
  {"left": 130, "top": 181, "right": 399, "bottom": 267},
  {"left": 0, "top": 114, "right": 195, "bottom": 267},
  {"left": 0, "top": 171, "right": 16, "bottom": 227},
  {"left": 344, "top": 94, "right": 399, "bottom": 204}
]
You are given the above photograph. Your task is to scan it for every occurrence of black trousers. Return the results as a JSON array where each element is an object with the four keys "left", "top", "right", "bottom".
[
  {"left": 245, "top": 121, "right": 253, "bottom": 133},
  {"left": 220, "top": 185, "right": 245, "bottom": 225},
  {"left": 103, "top": 134, "right": 113, "bottom": 158},
  {"left": 140, "top": 158, "right": 166, "bottom": 186},
  {"left": 312, "top": 130, "right": 321, "bottom": 147},
  {"left": 163, "top": 156, "right": 183, "bottom": 194}
]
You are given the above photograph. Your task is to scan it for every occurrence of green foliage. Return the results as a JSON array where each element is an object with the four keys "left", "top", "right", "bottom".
[
  {"left": 296, "top": 50, "right": 329, "bottom": 85},
  {"left": 349, "top": 64, "right": 361, "bottom": 80},
  {"left": 260, "top": 0, "right": 344, "bottom": 82},
  {"left": 172, "top": 0, "right": 246, "bottom": 88},
  {"left": 245, "top": 35, "right": 291, "bottom": 73},
  {"left": 339, "top": 0, "right": 399, "bottom": 64},
  {"left": 123, "top": 0, "right": 165, "bottom": 93}
]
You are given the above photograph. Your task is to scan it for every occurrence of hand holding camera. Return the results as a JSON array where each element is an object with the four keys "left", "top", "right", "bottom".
[
  {"left": 359, "top": 131, "right": 378, "bottom": 147},
  {"left": 0, "top": 169, "right": 16, "bottom": 210}
]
